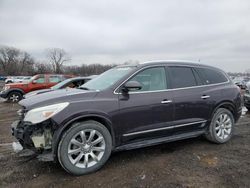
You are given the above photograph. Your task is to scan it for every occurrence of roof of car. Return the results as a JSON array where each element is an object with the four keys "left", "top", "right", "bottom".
[
  {"left": 66, "top": 76, "right": 96, "bottom": 81},
  {"left": 139, "top": 60, "right": 211, "bottom": 67},
  {"left": 118, "top": 60, "right": 221, "bottom": 71}
]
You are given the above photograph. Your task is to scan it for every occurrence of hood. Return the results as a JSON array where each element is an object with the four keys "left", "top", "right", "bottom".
[
  {"left": 24, "top": 88, "right": 52, "bottom": 98},
  {"left": 6, "top": 82, "right": 29, "bottom": 87},
  {"left": 19, "top": 88, "right": 98, "bottom": 110}
]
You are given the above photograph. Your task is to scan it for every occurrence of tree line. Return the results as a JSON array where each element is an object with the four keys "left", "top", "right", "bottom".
[
  {"left": 1, "top": 45, "right": 249, "bottom": 77},
  {"left": 0, "top": 46, "right": 115, "bottom": 76}
]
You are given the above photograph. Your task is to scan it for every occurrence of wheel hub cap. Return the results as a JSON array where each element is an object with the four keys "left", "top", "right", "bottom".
[
  {"left": 215, "top": 113, "right": 232, "bottom": 140},
  {"left": 67, "top": 129, "right": 105, "bottom": 168}
]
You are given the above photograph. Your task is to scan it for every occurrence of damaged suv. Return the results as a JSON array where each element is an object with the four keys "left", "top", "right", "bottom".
[{"left": 11, "top": 61, "right": 242, "bottom": 175}]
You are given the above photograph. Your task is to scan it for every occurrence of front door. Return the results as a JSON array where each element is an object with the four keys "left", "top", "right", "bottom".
[
  {"left": 118, "top": 66, "right": 174, "bottom": 144},
  {"left": 30, "top": 75, "right": 46, "bottom": 91}
]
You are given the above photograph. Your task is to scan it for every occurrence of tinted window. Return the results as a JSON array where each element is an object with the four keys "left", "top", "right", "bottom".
[
  {"left": 169, "top": 67, "right": 197, "bottom": 88},
  {"left": 35, "top": 76, "right": 45, "bottom": 83},
  {"left": 196, "top": 68, "right": 228, "bottom": 84},
  {"left": 49, "top": 76, "right": 61, "bottom": 83},
  {"left": 129, "top": 67, "right": 167, "bottom": 92}
]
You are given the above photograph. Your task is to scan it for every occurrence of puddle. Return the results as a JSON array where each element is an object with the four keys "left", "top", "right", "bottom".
[{"left": 200, "top": 155, "right": 219, "bottom": 167}]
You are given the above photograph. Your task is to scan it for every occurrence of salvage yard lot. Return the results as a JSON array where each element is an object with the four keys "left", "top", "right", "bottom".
[{"left": 0, "top": 82, "right": 250, "bottom": 187}]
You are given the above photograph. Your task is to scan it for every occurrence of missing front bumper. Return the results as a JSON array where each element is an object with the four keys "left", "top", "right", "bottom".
[{"left": 11, "top": 120, "right": 53, "bottom": 151}]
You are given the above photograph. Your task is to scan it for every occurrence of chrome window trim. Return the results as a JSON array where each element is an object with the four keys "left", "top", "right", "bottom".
[
  {"left": 113, "top": 64, "right": 230, "bottom": 95},
  {"left": 123, "top": 120, "right": 207, "bottom": 137}
]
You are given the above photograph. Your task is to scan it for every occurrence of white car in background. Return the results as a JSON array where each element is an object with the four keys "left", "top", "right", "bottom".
[{"left": 5, "top": 76, "right": 31, "bottom": 84}]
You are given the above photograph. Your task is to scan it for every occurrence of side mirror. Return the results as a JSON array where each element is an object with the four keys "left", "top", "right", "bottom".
[
  {"left": 32, "top": 80, "right": 37, "bottom": 84},
  {"left": 122, "top": 81, "right": 142, "bottom": 92}
]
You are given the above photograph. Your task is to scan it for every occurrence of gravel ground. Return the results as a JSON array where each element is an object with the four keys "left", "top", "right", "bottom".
[{"left": 0, "top": 81, "right": 250, "bottom": 188}]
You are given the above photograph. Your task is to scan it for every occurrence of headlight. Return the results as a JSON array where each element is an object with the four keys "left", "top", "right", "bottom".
[{"left": 24, "top": 102, "right": 69, "bottom": 124}]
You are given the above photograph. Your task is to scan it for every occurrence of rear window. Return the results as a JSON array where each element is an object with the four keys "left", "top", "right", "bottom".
[
  {"left": 196, "top": 68, "right": 228, "bottom": 85},
  {"left": 169, "top": 67, "right": 197, "bottom": 89}
]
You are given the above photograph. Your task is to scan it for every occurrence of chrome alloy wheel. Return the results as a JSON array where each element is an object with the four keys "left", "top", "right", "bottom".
[
  {"left": 215, "top": 113, "right": 232, "bottom": 140},
  {"left": 67, "top": 129, "right": 105, "bottom": 168},
  {"left": 9, "top": 94, "right": 19, "bottom": 102}
]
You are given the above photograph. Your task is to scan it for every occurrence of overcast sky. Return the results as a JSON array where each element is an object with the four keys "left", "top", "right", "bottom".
[{"left": 0, "top": 0, "right": 250, "bottom": 72}]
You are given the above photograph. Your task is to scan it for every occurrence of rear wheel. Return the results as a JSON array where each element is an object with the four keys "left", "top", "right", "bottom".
[
  {"left": 7, "top": 91, "right": 23, "bottom": 102},
  {"left": 57, "top": 121, "right": 112, "bottom": 175},
  {"left": 205, "top": 108, "right": 234, "bottom": 144}
]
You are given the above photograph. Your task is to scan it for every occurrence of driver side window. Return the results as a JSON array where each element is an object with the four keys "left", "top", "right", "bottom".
[
  {"left": 129, "top": 67, "right": 167, "bottom": 92},
  {"left": 35, "top": 76, "right": 45, "bottom": 83}
]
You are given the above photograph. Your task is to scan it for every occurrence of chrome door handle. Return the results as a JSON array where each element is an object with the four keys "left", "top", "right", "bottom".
[
  {"left": 201, "top": 95, "right": 210, "bottom": 99},
  {"left": 161, "top": 100, "right": 173, "bottom": 104}
]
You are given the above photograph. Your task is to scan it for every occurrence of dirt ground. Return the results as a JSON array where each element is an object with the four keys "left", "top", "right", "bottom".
[{"left": 0, "top": 82, "right": 250, "bottom": 188}]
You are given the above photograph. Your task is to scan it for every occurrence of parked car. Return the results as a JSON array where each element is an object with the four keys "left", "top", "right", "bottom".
[
  {"left": 244, "top": 81, "right": 250, "bottom": 111},
  {"left": 233, "top": 77, "right": 249, "bottom": 89},
  {"left": 5, "top": 76, "right": 31, "bottom": 84},
  {"left": 11, "top": 61, "right": 242, "bottom": 175},
  {"left": 0, "top": 74, "right": 73, "bottom": 102},
  {"left": 24, "top": 76, "right": 96, "bottom": 98},
  {"left": 0, "top": 76, "right": 7, "bottom": 81}
]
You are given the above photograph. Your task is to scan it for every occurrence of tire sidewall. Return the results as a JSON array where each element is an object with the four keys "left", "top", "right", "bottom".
[
  {"left": 210, "top": 108, "right": 235, "bottom": 143},
  {"left": 58, "top": 121, "right": 112, "bottom": 175},
  {"left": 8, "top": 91, "right": 22, "bottom": 102}
]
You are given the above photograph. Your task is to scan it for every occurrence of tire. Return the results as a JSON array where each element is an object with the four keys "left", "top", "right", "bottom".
[
  {"left": 57, "top": 120, "right": 112, "bottom": 175},
  {"left": 205, "top": 108, "right": 235, "bottom": 144},
  {"left": 7, "top": 91, "right": 23, "bottom": 102}
]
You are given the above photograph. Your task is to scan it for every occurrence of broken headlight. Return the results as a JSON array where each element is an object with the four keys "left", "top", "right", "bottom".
[{"left": 24, "top": 102, "right": 69, "bottom": 124}]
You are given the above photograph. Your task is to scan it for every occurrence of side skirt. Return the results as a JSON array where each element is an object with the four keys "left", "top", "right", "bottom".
[{"left": 114, "top": 130, "right": 205, "bottom": 151}]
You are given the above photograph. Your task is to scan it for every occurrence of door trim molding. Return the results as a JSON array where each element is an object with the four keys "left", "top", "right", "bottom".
[{"left": 122, "top": 120, "right": 207, "bottom": 137}]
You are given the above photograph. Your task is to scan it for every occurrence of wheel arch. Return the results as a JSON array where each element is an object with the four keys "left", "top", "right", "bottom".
[
  {"left": 211, "top": 100, "right": 237, "bottom": 121},
  {"left": 52, "top": 114, "right": 115, "bottom": 158},
  {"left": 7, "top": 88, "right": 25, "bottom": 96}
]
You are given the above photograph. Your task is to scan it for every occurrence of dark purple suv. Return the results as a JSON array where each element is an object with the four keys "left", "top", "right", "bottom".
[{"left": 11, "top": 61, "right": 242, "bottom": 175}]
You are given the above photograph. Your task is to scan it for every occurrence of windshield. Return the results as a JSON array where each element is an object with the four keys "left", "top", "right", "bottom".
[
  {"left": 80, "top": 66, "right": 135, "bottom": 91},
  {"left": 29, "top": 75, "right": 37, "bottom": 82},
  {"left": 51, "top": 79, "right": 72, "bottom": 89}
]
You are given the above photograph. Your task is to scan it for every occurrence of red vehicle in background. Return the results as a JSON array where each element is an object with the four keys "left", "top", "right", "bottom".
[{"left": 0, "top": 74, "right": 73, "bottom": 102}]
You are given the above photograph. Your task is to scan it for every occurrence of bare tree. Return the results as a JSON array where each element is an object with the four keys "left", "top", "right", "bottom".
[
  {"left": 0, "top": 46, "right": 34, "bottom": 75},
  {"left": 34, "top": 62, "right": 52, "bottom": 74},
  {"left": 46, "top": 48, "right": 71, "bottom": 73},
  {"left": 0, "top": 46, "right": 20, "bottom": 75}
]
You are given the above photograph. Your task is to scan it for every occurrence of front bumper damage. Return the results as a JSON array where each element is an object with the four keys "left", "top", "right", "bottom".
[{"left": 11, "top": 119, "right": 56, "bottom": 161}]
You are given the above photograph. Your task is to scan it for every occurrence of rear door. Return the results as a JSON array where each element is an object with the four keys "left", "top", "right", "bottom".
[
  {"left": 168, "top": 66, "right": 211, "bottom": 134},
  {"left": 118, "top": 66, "right": 174, "bottom": 143}
]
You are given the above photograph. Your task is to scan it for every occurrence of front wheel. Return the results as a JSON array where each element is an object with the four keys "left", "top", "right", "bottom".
[
  {"left": 57, "top": 121, "right": 112, "bottom": 175},
  {"left": 205, "top": 108, "right": 235, "bottom": 144},
  {"left": 7, "top": 91, "right": 23, "bottom": 102}
]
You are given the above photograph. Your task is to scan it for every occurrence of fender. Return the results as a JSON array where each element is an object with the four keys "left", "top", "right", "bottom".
[
  {"left": 51, "top": 112, "right": 115, "bottom": 158},
  {"left": 5, "top": 88, "right": 25, "bottom": 96},
  {"left": 210, "top": 100, "right": 236, "bottom": 120}
]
